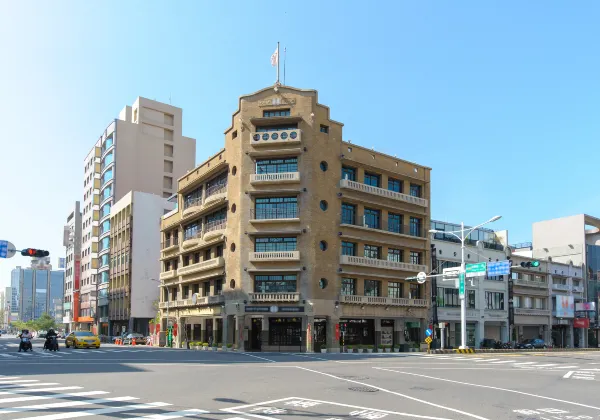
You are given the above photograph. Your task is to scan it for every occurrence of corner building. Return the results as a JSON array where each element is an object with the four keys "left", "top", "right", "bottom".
[{"left": 159, "top": 85, "right": 431, "bottom": 352}]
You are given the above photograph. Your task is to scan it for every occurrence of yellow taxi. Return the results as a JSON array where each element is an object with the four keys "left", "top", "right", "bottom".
[{"left": 65, "top": 331, "right": 101, "bottom": 349}]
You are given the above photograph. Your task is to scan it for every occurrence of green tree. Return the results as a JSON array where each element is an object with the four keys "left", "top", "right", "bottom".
[{"left": 33, "top": 313, "right": 56, "bottom": 331}]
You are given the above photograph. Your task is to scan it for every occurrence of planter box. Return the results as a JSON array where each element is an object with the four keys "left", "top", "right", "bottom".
[
  {"left": 320, "top": 349, "right": 327, "bottom": 353},
  {"left": 366, "top": 349, "right": 373, "bottom": 353},
  {"left": 202, "top": 346, "right": 208, "bottom": 350},
  {"left": 393, "top": 348, "right": 400, "bottom": 353}
]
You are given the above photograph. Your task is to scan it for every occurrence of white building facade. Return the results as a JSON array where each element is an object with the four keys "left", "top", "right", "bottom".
[{"left": 63, "top": 202, "right": 82, "bottom": 333}]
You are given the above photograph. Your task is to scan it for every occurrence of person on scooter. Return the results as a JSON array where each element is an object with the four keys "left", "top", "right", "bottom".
[
  {"left": 44, "top": 329, "right": 58, "bottom": 351},
  {"left": 18, "top": 329, "right": 33, "bottom": 352}
]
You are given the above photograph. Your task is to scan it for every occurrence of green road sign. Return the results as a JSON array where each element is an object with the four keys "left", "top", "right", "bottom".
[
  {"left": 466, "top": 262, "right": 487, "bottom": 278},
  {"left": 459, "top": 273, "right": 465, "bottom": 298}
]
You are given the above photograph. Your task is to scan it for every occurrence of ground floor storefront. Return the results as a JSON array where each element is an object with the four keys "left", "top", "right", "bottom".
[
  {"left": 109, "top": 318, "right": 152, "bottom": 337},
  {"left": 551, "top": 319, "right": 588, "bottom": 348},
  {"left": 436, "top": 320, "right": 509, "bottom": 348},
  {"left": 514, "top": 313, "right": 551, "bottom": 343}
]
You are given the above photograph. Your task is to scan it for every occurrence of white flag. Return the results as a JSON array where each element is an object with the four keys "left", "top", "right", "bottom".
[{"left": 271, "top": 47, "right": 278, "bottom": 67}]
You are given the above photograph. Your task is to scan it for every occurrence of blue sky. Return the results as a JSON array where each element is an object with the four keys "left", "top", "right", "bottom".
[{"left": 1, "top": 1, "right": 599, "bottom": 289}]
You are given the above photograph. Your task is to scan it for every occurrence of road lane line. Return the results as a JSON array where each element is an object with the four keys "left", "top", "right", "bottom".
[
  {"left": 123, "top": 408, "right": 210, "bottom": 419},
  {"left": 292, "top": 354, "right": 329, "bottom": 361},
  {"left": 513, "top": 362, "right": 536, "bottom": 365},
  {"left": 489, "top": 360, "right": 517, "bottom": 364},
  {"left": 0, "top": 380, "right": 39, "bottom": 384},
  {"left": 241, "top": 353, "right": 276, "bottom": 363},
  {"left": 0, "top": 383, "right": 60, "bottom": 390},
  {"left": 18, "top": 401, "right": 172, "bottom": 420},
  {"left": 563, "top": 371, "right": 574, "bottom": 378},
  {"left": 0, "top": 386, "right": 82, "bottom": 395},
  {"left": 474, "top": 359, "right": 499, "bottom": 362},
  {"left": 0, "top": 396, "right": 138, "bottom": 414},
  {"left": 293, "top": 366, "right": 489, "bottom": 420},
  {"left": 0, "top": 391, "right": 108, "bottom": 404},
  {"left": 534, "top": 363, "right": 559, "bottom": 367},
  {"left": 376, "top": 368, "right": 600, "bottom": 411}
]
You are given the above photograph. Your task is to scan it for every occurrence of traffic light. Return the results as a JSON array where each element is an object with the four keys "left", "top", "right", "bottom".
[
  {"left": 20, "top": 248, "right": 50, "bottom": 258},
  {"left": 520, "top": 261, "right": 540, "bottom": 268}
]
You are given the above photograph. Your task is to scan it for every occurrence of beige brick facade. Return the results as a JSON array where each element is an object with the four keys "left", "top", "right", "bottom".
[{"left": 159, "top": 85, "right": 431, "bottom": 352}]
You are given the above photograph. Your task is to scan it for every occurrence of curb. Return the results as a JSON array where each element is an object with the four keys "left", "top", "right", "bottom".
[{"left": 428, "top": 348, "right": 600, "bottom": 354}]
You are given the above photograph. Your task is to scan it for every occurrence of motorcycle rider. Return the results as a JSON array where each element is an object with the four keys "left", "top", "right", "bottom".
[
  {"left": 44, "top": 328, "right": 58, "bottom": 351},
  {"left": 18, "top": 329, "right": 33, "bottom": 352}
]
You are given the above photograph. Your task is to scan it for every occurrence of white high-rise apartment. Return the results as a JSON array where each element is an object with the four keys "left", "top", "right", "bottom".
[
  {"left": 63, "top": 201, "right": 82, "bottom": 333},
  {"left": 80, "top": 97, "right": 196, "bottom": 335}
]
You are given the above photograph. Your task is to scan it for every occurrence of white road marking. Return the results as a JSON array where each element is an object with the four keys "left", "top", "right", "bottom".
[
  {"left": 513, "top": 362, "right": 536, "bottom": 366},
  {"left": 241, "top": 353, "right": 277, "bottom": 363},
  {"left": 474, "top": 358, "right": 499, "bottom": 362},
  {"left": 489, "top": 360, "right": 517, "bottom": 364},
  {"left": 557, "top": 365, "right": 579, "bottom": 369},
  {"left": 563, "top": 371, "right": 574, "bottom": 378},
  {"left": 292, "top": 354, "right": 329, "bottom": 361},
  {"left": 0, "top": 383, "right": 60, "bottom": 390},
  {"left": 0, "top": 396, "right": 138, "bottom": 414},
  {"left": 0, "top": 380, "right": 39, "bottom": 384},
  {"left": 0, "top": 391, "right": 108, "bottom": 404},
  {"left": 292, "top": 367, "right": 489, "bottom": 419},
  {"left": 533, "top": 363, "right": 559, "bottom": 367},
  {"left": 0, "top": 386, "right": 82, "bottom": 395},
  {"left": 0, "top": 354, "right": 17, "bottom": 358},
  {"left": 122, "top": 408, "right": 210, "bottom": 419},
  {"left": 376, "top": 368, "right": 600, "bottom": 411},
  {"left": 18, "top": 401, "right": 172, "bottom": 420}
]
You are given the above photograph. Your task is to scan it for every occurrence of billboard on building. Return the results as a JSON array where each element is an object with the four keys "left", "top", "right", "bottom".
[
  {"left": 575, "top": 302, "right": 596, "bottom": 312},
  {"left": 58, "top": 258, "right": 65, "bottom": 269},
  {"left": 556, "top": 295, "right": 574, "bottom": 318}
]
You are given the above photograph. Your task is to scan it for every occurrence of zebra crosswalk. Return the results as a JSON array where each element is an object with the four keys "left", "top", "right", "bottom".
[
  {"left": 0, "top": 348, "right": 158, "bottom": 359},
  {"left": 0, "top": 375, "right": 250, "bottom": 419},
  {"left": 421, "top": 354, "right": 582, "bottom": 370}
]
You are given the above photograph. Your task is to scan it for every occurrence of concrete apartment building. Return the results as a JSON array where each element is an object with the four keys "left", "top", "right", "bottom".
[
  {"left": 108, "top": 191, "right": 176, "bottom": 336},
  {"left": 62, "top": 202, "right": 82, "bottom": 333},
  {"left": 158, "top": 85, "right": 431, "bottom": 352},
  {"left": 431, "top": 220, "right": 510, "bottom": 347},
  {"left": 80, "top": 97, "right": 196, "bottom": 335}
]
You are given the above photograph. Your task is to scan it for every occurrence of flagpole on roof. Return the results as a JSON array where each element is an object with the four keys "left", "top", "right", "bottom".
[
  {"left": 277, "top": 42, "right": 280, "bottom": 85},
  {"left": 283, "top": 47, "right": 286, "bottom": 86}
]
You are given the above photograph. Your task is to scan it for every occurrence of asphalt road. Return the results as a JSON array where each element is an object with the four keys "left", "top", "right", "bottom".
[{"left": 1, "top": 336, "right": 599, "bottom": 419}]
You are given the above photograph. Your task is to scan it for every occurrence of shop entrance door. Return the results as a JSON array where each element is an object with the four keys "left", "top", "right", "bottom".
[
  {"left": 314, "top": 320, "right": 327, "bottom": 352},
  {"left": 251, "top": 318, "right": 262, "bottom": 351}
]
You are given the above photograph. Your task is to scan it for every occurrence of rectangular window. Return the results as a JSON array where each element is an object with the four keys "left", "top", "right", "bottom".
[
  {"left": 387, "top": 248, "right": 403, "bottom": 262},
  {"left": 183, "top": 186, "right": 202, "bottom": 209},
  {"left": 524, "top": 297, "right": 533, "bottom": 309},
  {"left": 388, "top": 282, "right": 403, "bottom": 298},
  {"left": 320, "top": 124, "right": 329, "bottom": 133},
  {"left": 363, "top": 208, "right": 381, "bottom": 229},
  {"left": 342, "top": 166, "right": 356, "bottom": 181},
  {"left": 341, "top": 278, "right": 356, "bottom": 295},
  {"left": 263, "top": 109, "right": 291, "bottom": 117},
  {"left": 409, "top": 217, "right": 422, "bottom": 237},
  {"left": 206, "top": 173, "right": 228, "bottom": 197},
  {"left": 410, "top": 184, "right": 422, "bottom": 198},
  {"left": 535, "top": 298, "right": 544, "bottom": 309},
  {"left": 183, "top": 255, "right": 190, "bottom": 266},
  {"left": 409, "top": 283, "right": 422, "bottom": 299},
  {"left": 254, "top": 274, "right": 297, "bottom": 293},
  {"left": 388, "top": 213, "right": 403, "bottom": 234},
  {"left": 364, "top": 172, "right": 381, "bottom": 187},
  {"left": 388, "top": 178, "right": 403, "bottom": 193},
  {"left": 341, "top": 203, "right": 356, "bottom": 225},
  {"left": 183, "top": 285, "right": 190, "bottom": 299},
  {"left": 256, "top": 157, "right": 298, "bottom": 174},
  {"left": 341, "top": 241, "right": 357, "bottom": 256},
  {"left": 255, "top": 237, "right": 297, "bottom": 252},
  {"left": 183, "top": 221, "right": 201, "bottom": 240},
  {"left": 163, "top": 176, "right": 173, "bottom": 190},
  {"left": 164, "top": 160, "right": 173, "bottom": 173},
  {"left": 513, "top": 296, "right": 520, "bottom": 308},
  {"left": 364, "top": 244, "right": 381, "bottom": 259},
  {"left": 410, "top": 251, "right": 422, "bottom": 265},
  {"left": 364, "top": 280, "right": 381, "bottom": 297},
  {"left": 215, "top": 279, "right": 223, "bottom": 295},
  {"left": 485, "top": 292, "right": 505, "bottom": 310},
  {"left": 216, "top": 245, "right": 223, "bottom": 257},
  {"left": 255, "top": 197, "right": 298, "bottom": 219}
]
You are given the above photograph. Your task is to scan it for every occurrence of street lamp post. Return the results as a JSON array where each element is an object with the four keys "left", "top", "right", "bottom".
[{"left": 429, "top": 215, "right": 502, "bottom": 349}]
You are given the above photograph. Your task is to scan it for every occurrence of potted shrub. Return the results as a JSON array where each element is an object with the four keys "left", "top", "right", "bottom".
[
  {"left": 320, "top": 346, "right": 327, "bottom": 354},
  {"left": 216, "top": 342, "right": 222, "bottom": 351},
  {"left": 226, "top": 343, "right": 233, "bottom": 351},
  {"left": 378, "top": 344, "right": 385, "bottom": 353},
  {"left": 365, "top": 345, "right": 373, "bottom": 353},
  {"left": 346, "top": 345, "right": 353, "bottom": 353},
  {"left": 202, "top": 342, "right": 208, "bottom": 350}
]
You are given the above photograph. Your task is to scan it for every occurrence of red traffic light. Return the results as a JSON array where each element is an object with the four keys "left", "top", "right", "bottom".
[
  {"left": 27, "top": 249, "right": 35, "bottom": 256},
  {"left": 20, "top": 248, "right": 50, "bottom": 258}
]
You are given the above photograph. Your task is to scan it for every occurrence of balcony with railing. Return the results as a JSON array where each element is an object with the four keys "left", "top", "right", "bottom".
[
  {"left": 341, "top": 217, "right": 426, "bottom": 239},
  {"left": 573, "top": 285, "right": 585, "bottom": 293},
  {"left": 249, "top": 251, "right": 300, "bottom": 262},
  {"left": 203, "top": 219, "right": 227, "bottom": 240},
  {"left": 341, "top": 295, "right": 429, "bottom": 307},
  {"left": 250, "top": 207, "right": 299, "bottom": 222},
  {"left": 250, "top": 172, "right": 301, "bottom": 184},
  {"left": 176, "top": 257, "right": 225, "bottom": 277},
  {"left": 514, "top": 278, "right": 548, "bottom": 288},
  {"left": 204, "top": 183, "right": 228, "bottom": 205},
  {"left": 339, "top": 179, "right": 428, "bottom": 207},
  {"left": 160, "top": 294, "right": 224, "bottom": 308},
  {"left": 159, "top": 270, "right": 177, "bottom": 281},
  {"left": 552, "top": 283, "right": 570, "bottom": 291},
  {"left": 249, "top": 292, "right": 300, "bottom": 302},
  {"left": 161, "top": 235, "right": 179, "bottom": 251},
  {"left": 514, "top": 308, "right": 551, "bottom": 316},
  {"left": 182, "top": 197, "right": 203, "bottom": 217},
  {"left": 251, "top": 129, "right": 302, "bottom": 147},
  {"left": 340, "top": 255, "right": 426, "bottom": 273}
]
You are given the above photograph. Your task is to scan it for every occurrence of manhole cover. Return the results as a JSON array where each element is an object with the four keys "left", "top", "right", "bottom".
[
  {"left": 339, "top": 375, "right": 370, "bottom": 380},
  {"left": 410, "top": 386, "right": 433, "bottom": 391},
  {"left": 349, "top": 387, "right": 379, "bottom": 393}
]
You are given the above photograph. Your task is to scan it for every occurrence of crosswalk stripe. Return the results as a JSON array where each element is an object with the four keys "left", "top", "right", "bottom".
[
  {"left": 558, "top": 365, "right": 579, "bottom": 369},
  {"left": 0, "top": 391, "right": 108, "bottom": 405},
  {"left": 474, "top": 358, "right": 498, "bottom": 362},
  {"left": 0, "top": 380, "right": 39, "bottom": 384},
  {"left": 490, "top": 360, "right": 517, "bottom": 364},
  {"left": 0, "top": 383, "right": 59, "bottom": 390},
  {"left": 123, "top": 408, "right": 210, "bottom": 419},
  {"left": 513, "top": 362, "right": 536, "bottom": 365},
  {"left": 534, "top": 363, "right": 558, "bottom": 367},
  {"left": 0, "top": 396, "right": 139, "bottom": 415},
  {"left": 18, "top": 401, "right": 172, "bottom": 420},
  {"left": 0, "top": 386, "right": 82, "bottom": 395},
  {"left": 0, "top": 355, "right": 18, "bottom": 358}
]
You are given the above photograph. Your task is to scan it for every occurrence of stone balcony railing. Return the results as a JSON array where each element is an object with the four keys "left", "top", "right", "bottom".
[
  {"left": 251, "top": 129, "right": 302, "bottom": 146},
  {"left": 248, "top": 293, "right": 300, "bottom": 302},
  {"left": 176, "top": 257, "right": 224, "bottom": 277},
  {"left": 573, "top": 285, "right": 584, "bottom": 293},
  {"left": 514, "top": 278, "right": 548, "bottom": 288},
  {"left": 340, "top": 255, "right": 427, "bottom": 273},
  {"left": 341, "top": 295, "right": 429, "bottom": 307},
  {"left": 514, "top": 308, "right": 551, "bottom": 316},
  {"left": 159, "top": 270, "right": 177, "bottom": 281},
  {"left": 158, "top": 294, "right": 225, "bottom": 309},
  {"left": 250, "top": 172, "right": 301, "bottom": 184},
  {"left": 249, "top": 251, "right": 300, "bottom": 262},
  {"left": 552, "top": 284, "right": 570, "bottom": 291},
  {"left": 339, "top": 179, "right": 428, "bottom": 207}
]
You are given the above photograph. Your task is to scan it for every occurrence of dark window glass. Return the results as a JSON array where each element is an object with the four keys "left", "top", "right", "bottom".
[
  {"left": 409, "top": 283, "right": 422, "bottom": 299},
  {"left": 485, "top": 292, "right": 505, "bottom": 310},
  {"left": 216, "top": 245, "right": 223, "bottom": 257},
  {"left": 364, "top": 208, "right": 381, "bottom": 229},
  {"left": 342, "top": 166, "right": 356, "bottom": 181},
  {"left": 364, "top": 172, "right": 381, "bottom": 187},
  {"left": 320, "top": 125, "right": 329, "bottom": 133},
  {"left": 410, "top": 184, "right": 422, "bottom": 198},
  {"left": 388, "top": 248, "right": 403, "bottom": 262},
  {"left": 410, "top": 217, "right": 422, "bottom": 237},
  {"left": 341, "top": 278, "right": 356, "bottom": 295},
  {"left": 183, "top": 186, "right": 202, "bottom": 209},
  {"left": 269, "top": 318, "right": 301, "bottom": 346},
  {"left": 341, "top": 241, "right": 356, "bottom": 256},
  {"left": 388, "top": 282, "right": 403, "bottom": 298},
  {"left": 255, "top": 237, "right": 297, "bottom": 252},
  {"left": 215, "top": 279, "right": 223, "bottom": 295},
  {"left": 341, "top": 203, "right": 356, "bottom": 225},
  {"left": 364, "top": 245, "right": 381, "bottom": 259},
  {"left": 254, "top": 197, "right": 298, "bottom": 219},
  {"left": 410, "top": 251, "right": 422, "bottom": 265},
  {"left": 320, "top": 161, "right": 328, "bottom": 171},
  {"left": 388, "top": 213, "right": 403, "bottom": 234},
  {"left": 364, "top": 280, "right": 381, "bottom": 297},
  {"left": 256, "top": 157, "right": 298, "bottom": 174},
  {"left": 388, "top": 178, "right": 402, "bottom": 193},
  {"left": 254, "top": 275, "right": 297, "bottom": 293},
  {"left": 263, "top": 109, "right": 290, "bottom": 117},
  {"left": 183, "top": 221, "right": 201, "bottom": 240},
  {"left": 206, "top": 173, "right": 227, "bottom": 197}
]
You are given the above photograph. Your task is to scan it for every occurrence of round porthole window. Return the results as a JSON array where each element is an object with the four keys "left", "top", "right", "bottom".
[
  {"left": 230, "top": 279, "right": 236, "bottom": 289},
  {"left": 319, "top": 241, "right": 328, "bottom": 251},
  {"left": 232, "top": 166, "right": 237, "bottom": 176},
  {"left": 231, "top": 203, "right": 236, "bottom": 213},
  {"left": 319, "top": 278, "right": 328, "bottom": 289},
  {"left": 320, "top": 200, "right": 328, "bottom": 211},
  {"left": 320, "top": 161, "right": 328, "bottom": 171},
  {"left": 230, "top": 243, "right": 236, "bottom": 252}
]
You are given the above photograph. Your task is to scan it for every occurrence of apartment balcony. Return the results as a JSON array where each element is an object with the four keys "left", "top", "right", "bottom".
[
  {"left": 250, "top": 172, "right": 301, "bottom": 185},
  {"left": 203, "top": 220, "right": 227, "bottom": 241},
  {"left": 204, "top": 184, "right": 228, "bottom": 206},
  {"left": 552, "top": 284, "right": 570, "bottom": 291},
  {"left": 182, "top": 189, "right": 227, "bottom": 220},
  {"left": 182, "top": 197, "right": 203, "bottom": 218},
  {"left": 339, "top": 179, "right": 428, "bottom": 207},
  {"left": 514, "top": 278, "right": 548, "bottom": 289},
  {"left": 248, "top": 292, "right": 300, "bottom": 303},
  {"left": 341, "top": 218, "right": 426, "bottom": 239},
  {"left": 159, "top": 270, "right": 177, "bottom": 281},
  {"left": 573, "top": 285, "right": 585, "bottom": 293},
  {"left": 514, "top": 308, "right": 551, "bottom": 316},
  {"left": 341, "top": 295, "right": 429, "bottom": 307},
  {"left": 251, "top": 129, "right": 302, "bottom": 147},
  {"left": 176, "top": 257, "right": 225, "bottom": 277},
  {"left": 249, "top": 251, "right": 300, "bottom": 262},
  {"left": 161, "top": 236, "right": 179, "bottom": 252},
  {"left": 250, "top": 207, "right": 300, "bottom": 223},
  {"left": 340, "top": 255, "right": 427, "bottom": 273},
  {"left": 159, "top": 294, "right": 225, "bottom": 309}
]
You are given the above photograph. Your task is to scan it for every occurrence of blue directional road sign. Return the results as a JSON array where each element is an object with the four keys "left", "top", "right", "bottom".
[
  {"left": 487, "top": 260, "right": 511, "bottom": 276},
  {"left": 425, "top": 328, "right": 432, "bottom": 337},
  {"left": 0, "top": 240, "right": 16, "bottom": 259}
]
